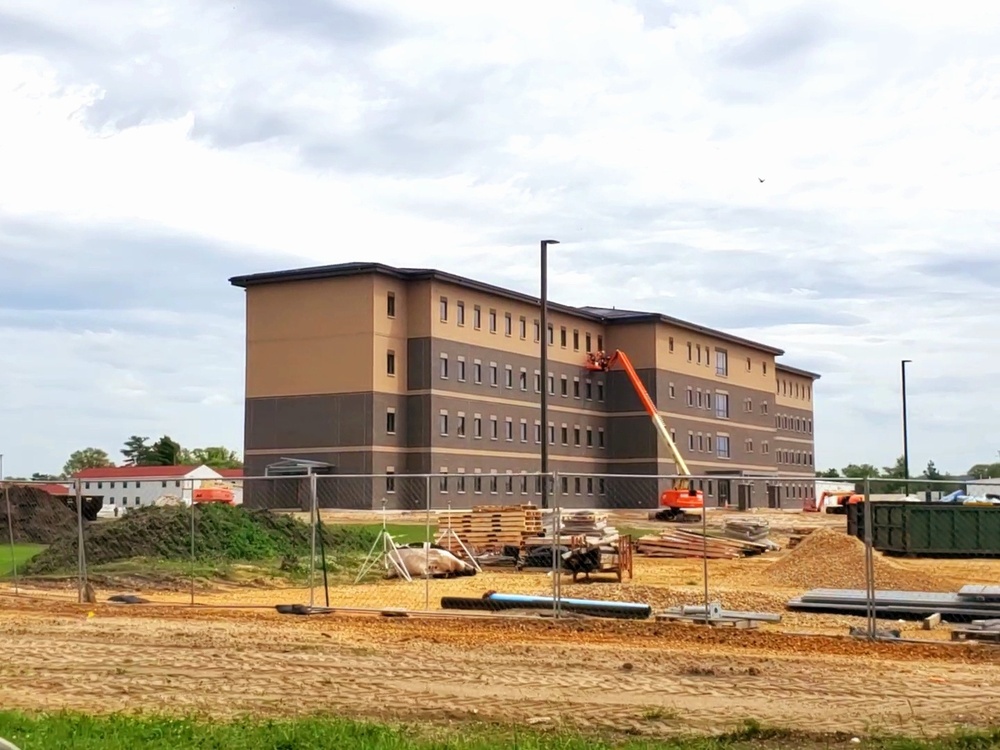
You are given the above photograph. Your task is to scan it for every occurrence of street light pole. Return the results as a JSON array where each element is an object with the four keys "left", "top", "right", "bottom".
[
  {"left": 540, "top": 239, "right": 559, "bottom": 509},
  {"left": 901, "top": 359, "right": 911, "bottom": 496}
]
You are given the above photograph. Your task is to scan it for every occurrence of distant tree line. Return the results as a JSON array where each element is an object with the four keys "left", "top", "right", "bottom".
[
  {"left": 2, "top": 435, "right": 242, "bottom": 481},
  {"left": 815, "top": 454, "right": 993, "bottom": 493}
]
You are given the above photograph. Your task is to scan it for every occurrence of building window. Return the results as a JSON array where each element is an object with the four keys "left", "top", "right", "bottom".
[
  {"left": 597, "top": 381, "right": 604, "bottom": 401},
  {"left": 520, "top": 474, "right": 529, "bottom": 493},
  {"left": 504, "top": 313, "right": 512, "bottom": 336},
  {"left": 587, "top": 477, "right": 594, "bottom": 495},
  {"left": 586, "top": 427, "right": 593, "bottom": 447},
  {"left": 457, "top": 301, "right": 465, "bottom": 325},
  {"left": 585, "top": 333, "right": 592, "bottom": 351},
  {"left": 505, "top": 418, "right": 513, "bottom": 441},
  {"left": 473, "top": 416, "right": 482, "bottom": 438},
  {"left": 473, "top": 305, "right": 482, "bottom": 329},
  {"left": 668, "top": 336, "right": 674, "bottom": 352},
  {"left": 519, "top": 316, "right": 527, "bottom": 339},
  {"left": 688, "top": 432, "right": 695, "bottom": 450},
  {"left": 440, "top": 296, "right": 448, "bottom": 322},
  {"left": 534, "top": 320, "right": 541, "bottom": 341},
  {"left": 474, "top": 361, "right": 482, "bottom": 384},
  {"left": 457, "top": 414, "right": 466, "bottom": 437},
  {"left": 547, "top": 324, "right": 554, "bottom": 344},
  {"left": 439, "top": 470, "right": 448, "bottom": 493},
  {"left": 573, "top": 378, "right": 580, "bottom": 398},
  {"left": 763, "top": 361, "right": 768, "bottom": 376},
  {"left": 547, "top": 374, "right": 555, "bottom": 395},
  {"left": 597, "top": 335, "right": 603, "bottom": 350},
  {"left": 668, "top": 383, "right": 676, "bottom": 399},
  {"left": 717, "top": 435, "right": 731, "bottom": 459},
  {"left": 439, "top": 354, "right": 448, "bottom": 379},
  {"left": 715, "top": 393, "right": 729, "bottom": 419},
  {"left": 386, "top": 350, "right": 396, "bottom": 376},
  {"left": 585, "top": 379, "right": 593, "bottom": 399},
  {"left": 548, "top": 424, "right": 556, "bottom": 444},
  {"left": 572, "top": 330, "right": 580, "bottom": 350},
  {"left": 386, "top": 409, "right": 396, "bottom": 434},
  {"left": 598, "top": 428, "right": 605, "bottom": 448},
  {"left": 490, "top": 475, "right": 498, "bottom": 494},
  {"left": 761, "top": 401, "right": 769, "bottom": 415},
  {"left": 560, "top": 375, "right": 568, "bottom": 397},
  {"left": 560, "top": 425, "right": 568, "bottom": 445},
  {"left": 560, "top": 327, "right": 567, "bottom": 347},
  {"left": 697, "top": 390, "right": 703, "bottom": 408},
  {"left": 474, "top": 475, "right": 482, "bottom": 494},
  {"left": 387, "top": 293, "right": 396, "bottom": 318},
  {"left": 490, "top": 416, "right": 498, "bottom": 440},
  {"left": 489, "top": 309, "right": 497, "bottom": 333},
  {"left": 687, "top": 342, "right": 693, "bottom": 361},
  {"left": 686, "top": 388, "right": 694, "bottom": 406},
  {"left": 746, "top": 439, "right": 753, "bottom": 453},
  {"left": 716, "top": 349, "right": 728, "bottom": 376},
  {"left": 534, "top": 371, "right": 542, "bottom": 392},
  {"left": 535, "top": 422, "right": 542, "bottom": 443},
  {"left": 706, "top": 392, "right": 712, "bottom": 410},
  {"left": 745, "top": 356, "right": 751, "bottom": 371},
  {"left": 490, "top": 363, "right": 498, "bottom": 387},
  {"left": 505, "top": 474, "right": 514, "bottom": 494},
  {"left": 670, "top": 429, "right": 676, "bottom": 445},
  {"left": 561, "top": 476, "right": 569, "bottom": 494},
  {"left": 574, "top": 477, "right": 582, "bottom": 495},
  {"left": 457, "top": 358, "right": 466, "bottom": 381},
  {"left": 386, "top": 468, "right": 395, "bottom": 494},
  {"left": 505, "top": 365, "right": 513, "bottom": 388},
  {"left": 698, "top": 434, "right": 704, "bottom": 451},
  {"left": 520, "top": 420, "right": 528, "bottom": 442},
  {"left": 439, "top": 412, "right": 449, "bottom": 435},
  {"left": 762, "top": 441, "right": 769, "bottom": 454},
  {"left": 519, "top": 369, "right": 528, "bottom": 391},
  {"left": 457, "top": 473, "right": 466, "bottom": 493},
  {"left": 696, "top": 344, "right": 702, "bottom": 364},
  {"left": 706, "top": 435, "right": 713, "bottom": 452},
  {"left": 574, "top": 426, "right": 581, "bottom": 446}
]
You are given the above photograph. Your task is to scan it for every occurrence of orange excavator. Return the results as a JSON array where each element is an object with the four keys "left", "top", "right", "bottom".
[{"left": 584, "top": 350, "right": 704, "bottom": 522}]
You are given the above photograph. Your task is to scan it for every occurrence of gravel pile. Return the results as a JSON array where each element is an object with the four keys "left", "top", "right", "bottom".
[{"left": 763, "top": 528, "right": 950, "bottom": 592}]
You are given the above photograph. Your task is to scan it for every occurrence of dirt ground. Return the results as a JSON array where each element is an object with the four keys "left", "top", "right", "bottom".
[
  {"left": 5, "top": 509, "right": 1000, "bottom": 737},
  {"left": 2, "top": 594, "right": 1000, "bottom": 738}
]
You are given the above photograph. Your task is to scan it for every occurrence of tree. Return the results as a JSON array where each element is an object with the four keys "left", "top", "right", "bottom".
[
  {"left": 188, "top": 446, "right": 243, "bottom": 469},
  {"left": 62, "top": 448, "right": 114, "bottom": 477},
  {"left": 840, "top": 463, "right": 881, "bottom": 493},
  {"left": 923, "top": 460, "right": 943, "bottom": 481},
  {"left": 121, "top": 435, "right": 155, "bottom": 466},
  {"left": 968, "top": 462, "right": 1000, "bottom": 479},
  {"left": 816, "top": 468, "right": 840, "bottom": 478},
  {"left": 30, "top": 472, "right": 62, "bottom": 481},
  {"left": 149, "top": 435, "right": 183, "bottom": 466}
]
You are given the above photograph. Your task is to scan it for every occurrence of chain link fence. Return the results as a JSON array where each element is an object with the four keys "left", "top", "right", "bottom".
[{"left": 6, "top": 471, "right": 1000, "bottom": 641}]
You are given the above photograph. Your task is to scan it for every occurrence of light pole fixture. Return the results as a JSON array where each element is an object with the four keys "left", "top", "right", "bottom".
[
  {"left": 901, "top": 359, "right": 911, "bottom": 496},
  {"left": 540, "top": 239, "right": 559, "bottom": 509}
]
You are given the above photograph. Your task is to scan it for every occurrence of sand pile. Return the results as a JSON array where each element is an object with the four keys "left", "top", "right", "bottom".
[
  {"left": 0, "top": 484, "right": 79, "bottom": 544},
  {"left": 764, "top": 528, "right": 951, "bottom": 592}
]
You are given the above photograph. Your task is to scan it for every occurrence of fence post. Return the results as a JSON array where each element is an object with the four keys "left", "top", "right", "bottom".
[
  {"left": 701, "top": 481, "right": 710, "bottom": 614},
  {"left": 863, "top": 476, "right": 875, "bottom": 640},
  {"left": 424, "top": 475, "right": 432, "bottom": 611},
  {"left": 189, "top": 479, "right": 196, "bottom": 606},
  {"left": 75, "top": 478, "right": 87, "bottom": 604},
  {"left": 3, "top": 482, "right": 18, "bottom": 595},
  {"left": 551, "top": 475, "right": 561, "bottom": 619},
  {"left": 309, "top": 471, "right": 318, "bottom": 609}
]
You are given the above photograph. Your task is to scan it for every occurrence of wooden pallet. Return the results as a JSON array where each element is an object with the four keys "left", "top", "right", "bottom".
[
  {"left": 635, "top": 529, "right": 760, "bottom": 559},
  {"left": 951, "top": 619, "right": 1000, "bottom": 642}
]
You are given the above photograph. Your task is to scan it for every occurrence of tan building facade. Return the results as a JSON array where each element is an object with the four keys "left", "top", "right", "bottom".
[{"left": 230, "top": 263, "right": 819, "bottom": 510}]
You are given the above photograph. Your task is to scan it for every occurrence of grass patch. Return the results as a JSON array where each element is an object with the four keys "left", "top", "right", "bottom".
[
  {"left": 1, "top": 712, "right": 999, "bottom": 750},
  {"left": 0, "top": 542, "right": 45, "bottom": 577},
  {"left": 344, "top": 522, "right": 432, "bottom": 546}
]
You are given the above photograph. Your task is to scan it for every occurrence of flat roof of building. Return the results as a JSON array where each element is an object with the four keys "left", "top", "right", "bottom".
[
  {"left": 776, "top": 362, "right": 822, "bottom": 380},
  {"left": 229, "top": 261, "right": 790, "bottom": 357}
]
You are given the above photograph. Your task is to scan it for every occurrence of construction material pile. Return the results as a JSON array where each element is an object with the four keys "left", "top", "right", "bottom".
[
  {"left": 0, "top": 484, "right": 79, "bottom": 544},
  {"left": 636, "top": 527, "right": 772, "bottom": 559},
  {"left": 436, "top": 505, "right": 543, "bottom": 553},
  {"left": 722, "top": 518, "right": 770, "bottom": 543},
  {"left": 764, "top": 528, "right": 951, "bottom": 592},
  {"left": 526, "top": 511, "right": 620, "bottom": 549}
]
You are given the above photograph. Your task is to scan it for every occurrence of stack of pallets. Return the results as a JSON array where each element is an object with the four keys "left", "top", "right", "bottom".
[
  {"left": 436, "top": 505, "right": 543, "bottom": 552},
  {"left": 525, "top": 511, "right": 620, "bottom": 549},
  {"left": 636, "top": 528, "right": 771, "bottom": 559}
]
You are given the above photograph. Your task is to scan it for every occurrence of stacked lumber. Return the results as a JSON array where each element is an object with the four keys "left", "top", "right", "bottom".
[
  {"left": 722, "top": 518, "right": 770, "bottom": 542},
  {"left": 436, "top": 504, "right": 543, "bottom": 550},
  {"left": 525, "top": 511, "right": 620, "bottom": 549},
  {"left": 636, "top": 528, "right": 772, "bottom": 559}
]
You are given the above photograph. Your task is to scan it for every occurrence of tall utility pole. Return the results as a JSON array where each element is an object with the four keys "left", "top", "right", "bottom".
[
  {"left": 901, "top": 359, "right": 911, "bottom": 496},
  {"left": 539, "top": 239, "right": 559, "bottom": 509}
]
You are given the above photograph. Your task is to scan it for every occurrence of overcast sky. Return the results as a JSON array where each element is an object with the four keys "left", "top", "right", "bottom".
[{"left": 1, "top": 0, "right": 998, "bottom": 479}]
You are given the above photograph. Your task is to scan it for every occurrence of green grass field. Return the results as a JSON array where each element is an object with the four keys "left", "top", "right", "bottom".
[
  {"left": 0, "top": 543, "right": 45, "bottom": 577},
  {"left": 0, "top": 712, "right": 996, "bottom": 750}
]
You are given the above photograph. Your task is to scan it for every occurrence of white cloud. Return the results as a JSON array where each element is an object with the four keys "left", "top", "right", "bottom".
[{"left": 1, "top": 0, "right": 999, "bottom": 478}]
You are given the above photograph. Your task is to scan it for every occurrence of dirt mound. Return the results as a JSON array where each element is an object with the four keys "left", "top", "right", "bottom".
[
  {"left": 24, "top": 503, "right": 378, "bottom": 575},
  {"left": 764, "top": 528, "right": 950, "bottom": 592},
  {"left": 0, "top": 485, "right": 78, "bottom": 544}
]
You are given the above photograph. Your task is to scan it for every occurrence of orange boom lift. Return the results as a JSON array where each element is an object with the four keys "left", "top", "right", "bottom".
[{"left": 585, "top": 350, "right": 704, "bottom": 522}]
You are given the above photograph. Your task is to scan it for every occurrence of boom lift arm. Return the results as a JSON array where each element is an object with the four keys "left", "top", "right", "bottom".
[{"left": 584, "top": 350, "right": 703, "bottom": 521}]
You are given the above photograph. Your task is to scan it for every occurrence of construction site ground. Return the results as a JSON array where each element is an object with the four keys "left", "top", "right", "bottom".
[{"left": 3, "top": 508, "right": 1000, "bottom": 738}]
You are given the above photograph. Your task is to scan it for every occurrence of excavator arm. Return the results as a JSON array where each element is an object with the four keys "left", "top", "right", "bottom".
[{"left": 585, "top": 350, "right": 703, "bottom": 520}]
